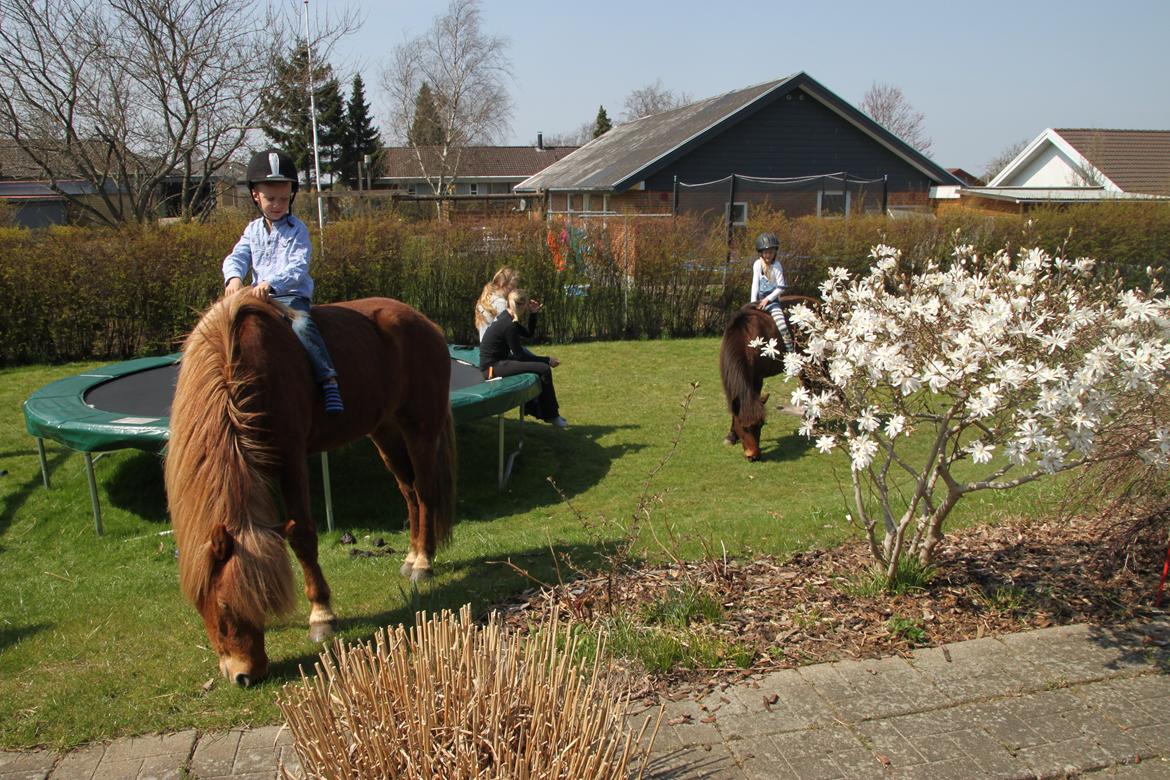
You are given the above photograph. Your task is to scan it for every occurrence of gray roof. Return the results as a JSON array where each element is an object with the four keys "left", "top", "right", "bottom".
[
  {"left": 381, "top": 145, "right": 580, "bottom": 181},
  {"left": 516, "top": 72, "right": 958, "bottom": 193}
]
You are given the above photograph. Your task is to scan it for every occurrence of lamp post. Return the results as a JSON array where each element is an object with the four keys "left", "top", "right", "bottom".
[{"left": 364, "top": 154, "right": 372, "bottom": 192}]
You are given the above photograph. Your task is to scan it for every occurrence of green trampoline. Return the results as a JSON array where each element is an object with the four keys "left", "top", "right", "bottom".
[{"left": 24, "top": 346, "right": 540, "bottom": 534}]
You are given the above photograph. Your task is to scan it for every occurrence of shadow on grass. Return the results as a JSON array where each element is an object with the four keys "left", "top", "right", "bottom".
[
  {"left": 0, "top": 443, "right": 75, "bottom": 539},
  {"left": 0, "top": 622, "right": 50, "bottom": 653},
  {"left": 265, "top": 540, "right": 609, "bottom": 683},
  {"left": 756, "top": 429, "right": 814, "bottom": 463},
  {"left": 308, "top": 420, "right": 640, "bottom": 532},
  {"left": 75, "top": 418, "right": 638, "bottom": 535},
  {"left": 105, "top": 451, "right": 167, "bottom": 522}
]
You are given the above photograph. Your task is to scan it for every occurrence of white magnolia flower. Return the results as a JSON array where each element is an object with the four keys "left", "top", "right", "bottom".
[
  {"left": 885, "top": 414, "right": 906, "bottom": 438},
  {"left": 849, "top": 434, "right": 878, "bottom": 471},
  {"left": 857, "top": 407, "right": 880, "bottom": 433},
  {"left": 747, "top": 336, "right": 766, "bottom": 349},
  {"left": 815, "top": 434, "right": 836, "bottom": 454},
  {"left": 760, "top": 338, "right": 782, "bottom": 360},
  {"left": 967, "top": 440, "right": 995, "bottom": 464}
]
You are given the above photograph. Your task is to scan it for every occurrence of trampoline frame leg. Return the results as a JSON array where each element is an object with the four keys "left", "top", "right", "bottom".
[
  {"left": 321, "top": 452, "right": 335, "bottom": 533},
  {"left": 84, "top": 452, "right": 103, "bottom": 536},
  {"left": 36, "top": 437, "right": 51, "bottom": 489},
  {"left": 498, "top": 408, "right": 527, "bottom": 491}
]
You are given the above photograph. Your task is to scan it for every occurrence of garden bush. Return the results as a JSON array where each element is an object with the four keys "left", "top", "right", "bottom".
[{"left": 1, "top": 203, "right": 1167, "bottom": 366}]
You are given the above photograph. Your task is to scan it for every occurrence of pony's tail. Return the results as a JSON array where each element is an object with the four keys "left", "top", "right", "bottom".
[
  {"left": 432, "top": 409, "right": 458, "bottom": 549},
  {"left": 720, "top": 314, "right": 751, "bottom": 413}
]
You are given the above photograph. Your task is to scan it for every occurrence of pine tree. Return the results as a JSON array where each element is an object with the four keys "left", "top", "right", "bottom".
[
  {"left": 316, "top": 76, "right": 347, "bottom": 184},
  {"left": 258, "top": 43, "right": 342, "bottom": 188},
  {"left": 592, "top": 105, "right": 612, "bottom": 138},
  {"left": 409, "top": 82, "right": 444, "bottom": 147},
  {"left": 339, "top": 74, "right": 381, "bottom": 187}
]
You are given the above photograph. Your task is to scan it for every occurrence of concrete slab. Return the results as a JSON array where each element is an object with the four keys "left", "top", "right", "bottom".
[{"left": 1, "top": 619, "right": 1167, "bottom": 780}]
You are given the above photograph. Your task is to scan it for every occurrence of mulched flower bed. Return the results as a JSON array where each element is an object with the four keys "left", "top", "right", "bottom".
[{"left": 493, "top": 512, "right": 1169, "bottom": 701}]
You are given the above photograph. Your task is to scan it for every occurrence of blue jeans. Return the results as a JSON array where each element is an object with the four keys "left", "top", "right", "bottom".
[{"left": 274, "top": 295, "right": 338, "bottom": 383}]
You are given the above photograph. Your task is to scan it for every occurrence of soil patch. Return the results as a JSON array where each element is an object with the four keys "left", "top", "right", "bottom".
[{"left": 494, "top": 512, "right": 1169, "bottom": 701}]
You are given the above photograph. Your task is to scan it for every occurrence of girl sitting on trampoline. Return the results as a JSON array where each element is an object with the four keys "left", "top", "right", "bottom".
[{"left": 479, "top": 289, "right": 567, "bottom": 428}]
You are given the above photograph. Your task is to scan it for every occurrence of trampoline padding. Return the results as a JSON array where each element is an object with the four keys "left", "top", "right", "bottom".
[{"left": 25, "top": 347, "right": 540, "bottom": 453}]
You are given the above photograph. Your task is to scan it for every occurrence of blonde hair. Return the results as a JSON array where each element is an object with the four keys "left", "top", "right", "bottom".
[
  {"left": 475, "top": 267, "right": 519, "bottom": 332},
  {"left": 507, "top": 289, "right": 529, "bottom": 317}
]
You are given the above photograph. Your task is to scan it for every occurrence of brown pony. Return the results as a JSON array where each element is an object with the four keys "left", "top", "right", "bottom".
[
  {"left": 720, "top": 297, "right": 816, "bottom": 460},
  {"left": 165, "top": 293, "right": 456, "bottom": 686}
]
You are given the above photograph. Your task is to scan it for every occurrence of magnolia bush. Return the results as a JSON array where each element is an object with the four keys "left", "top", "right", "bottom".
[{"left": 771, "top": 243, "right": 1170, "bottom": 579}]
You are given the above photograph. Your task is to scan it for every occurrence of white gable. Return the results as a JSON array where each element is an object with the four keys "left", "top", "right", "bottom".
[
  {"left": 989, "top": 128, "right": 1121, "bottom": 192},
  {"left": 1006, "top": 145, "right": 1089, "bottom": 187}
]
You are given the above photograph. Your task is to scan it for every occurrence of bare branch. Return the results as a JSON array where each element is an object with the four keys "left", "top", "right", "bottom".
[
  {"left": 859, "top": 81, "right": 932, "bottom": 155},
  {"left": 621, "top": 78, "right": 691, "bottom": 121}
]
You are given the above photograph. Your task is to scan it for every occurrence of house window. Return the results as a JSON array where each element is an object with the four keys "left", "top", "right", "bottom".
[
  {"left": 726, "top": 201, "right": 747, "bottom": 226},
  {"left": 817, "top": 190, "right": 849, "bottom": 217}
]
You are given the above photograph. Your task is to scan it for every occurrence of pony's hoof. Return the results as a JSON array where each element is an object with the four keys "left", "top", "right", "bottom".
[
  {"left": 399, "top": 561, "right": 416, "bottom": 578},
  {"left": 409, "top": 567, "right": 433, "bottom": 583},
  {"left": 723, "top": 433, "right": 738, "bottom": 446},
  {"left": 308, "top": 621, "right": 336, "bottom": 643}
]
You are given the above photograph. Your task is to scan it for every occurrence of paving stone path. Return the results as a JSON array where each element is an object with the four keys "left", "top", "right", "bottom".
[{"left": 2, "top": 619, "right": 1167, "bottom": 779}]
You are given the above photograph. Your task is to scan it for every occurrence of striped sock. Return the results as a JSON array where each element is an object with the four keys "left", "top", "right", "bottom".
[{"left": 322, "top": 381, "right": 343, "bottom": 414}]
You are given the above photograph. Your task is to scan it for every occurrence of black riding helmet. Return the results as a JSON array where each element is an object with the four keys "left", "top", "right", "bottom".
[
  {"left": 246, "top": 148, "right": 299, "bottom": 210},
  {"left": 755, "top": 232, "right": 780, "bottom": 252}
]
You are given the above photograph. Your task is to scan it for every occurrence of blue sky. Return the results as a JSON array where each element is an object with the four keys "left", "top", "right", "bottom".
[{"left": 330, "top": 0, "right": 1170, "bottom": 175}]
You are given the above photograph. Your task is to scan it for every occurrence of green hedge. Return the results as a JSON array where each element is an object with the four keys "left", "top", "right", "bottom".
[{"left": 2, "top": 203, "right": 1168, "bottom": 366}]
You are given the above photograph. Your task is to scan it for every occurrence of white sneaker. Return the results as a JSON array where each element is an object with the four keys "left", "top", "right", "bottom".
[{"left": 551, "top": 416, "right": 569, "bottom": 428}]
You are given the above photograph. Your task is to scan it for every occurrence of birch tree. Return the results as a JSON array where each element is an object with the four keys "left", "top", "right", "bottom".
[{"left": 379, "top": 0, "right": 512, "bottom": 208}]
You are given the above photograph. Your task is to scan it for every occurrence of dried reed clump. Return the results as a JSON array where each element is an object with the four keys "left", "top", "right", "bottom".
[{"left": 277, "top": 605, "right": 661, "bottom": 779}]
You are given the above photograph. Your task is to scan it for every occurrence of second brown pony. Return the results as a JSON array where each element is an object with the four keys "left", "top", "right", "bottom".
[
  {"left": 164, "top": 293, "right": 456, "bottom": 686},
  {"left": 720, "top": 297, "right": 818, "bottom": 460}
]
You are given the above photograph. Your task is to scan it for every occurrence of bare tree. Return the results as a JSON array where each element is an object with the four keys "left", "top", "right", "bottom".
[
  {"left": 380, "top": 0, "right": 512, "bottom": 208},
  {"left": 622, "top": 79, "right": 691, "bottom": 121},
  {"left": 0, "top": 0, "right": 357, "bottom": 225},
  {"left": 859, "top": 82, "right": 933, "bottom": 156},
  {"left": 0, "top": 0, "right": 251, "bottom": 222},
  {"left": 540, "top": 121, "right": 592, "bottom": 147},
  {"left": 983, "top": 138, "right": 1029, "bottom": 183}
]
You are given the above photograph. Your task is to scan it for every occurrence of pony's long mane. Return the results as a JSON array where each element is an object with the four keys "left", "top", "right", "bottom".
[{"left": 165, "top": 295, "right": 295, "bottom": 626}]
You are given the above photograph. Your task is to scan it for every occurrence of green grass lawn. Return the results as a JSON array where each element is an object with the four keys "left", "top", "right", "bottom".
[{"left": 0, "top": 338, "right": 1062, "bottom": 749}]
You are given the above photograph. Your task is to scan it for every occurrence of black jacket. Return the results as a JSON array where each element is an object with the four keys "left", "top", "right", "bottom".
[{"left": 479, "top": 311, "right": 546, "bottom": 369}]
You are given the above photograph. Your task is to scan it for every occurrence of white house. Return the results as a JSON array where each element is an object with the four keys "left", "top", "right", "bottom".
[{"left": 942, "top": 128, "right": 1170, "bottom": 210}]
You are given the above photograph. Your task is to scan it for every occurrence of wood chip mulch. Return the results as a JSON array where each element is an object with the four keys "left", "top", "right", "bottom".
[{"left": 492, "top": 512, "right": 1169, "bottom": 702}]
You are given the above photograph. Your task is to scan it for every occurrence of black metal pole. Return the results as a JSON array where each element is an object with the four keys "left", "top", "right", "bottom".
[
  {"left": 726, "top": 174, "right": 737, "bottom": 261},
  {"left": 672, "top": 175, "right": 679, "bottom": 218},
  {"left": 882, "top": 175, "right": 888, "bottom": 216}
]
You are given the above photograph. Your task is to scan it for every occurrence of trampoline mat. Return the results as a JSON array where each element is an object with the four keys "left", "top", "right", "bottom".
[
  {"left": 83, "top": 363, "right": 180, "bottom": 418},
  {"left": 82, "top": 360, "right": 488, "bottom": 417},
  {"left": 450, "top": 358, "right": 487, "bottom": 392}
]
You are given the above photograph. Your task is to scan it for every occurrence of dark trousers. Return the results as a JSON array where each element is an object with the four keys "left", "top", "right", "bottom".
[{"left": 487, "top": 360, "right": 560, "bottom": 421}]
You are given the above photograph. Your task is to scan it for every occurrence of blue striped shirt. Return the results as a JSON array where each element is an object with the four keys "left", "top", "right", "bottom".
[{"left": 222, "top": 214, "right": 314, "bottom": 299}]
